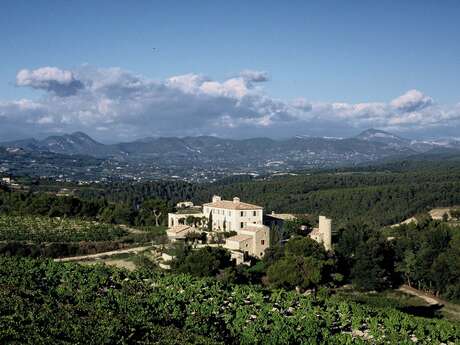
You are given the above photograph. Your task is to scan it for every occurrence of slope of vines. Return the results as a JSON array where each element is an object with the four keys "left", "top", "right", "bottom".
[
  {"left": 0, "top": 256, "right": 458, "bottom": 344},
  {"left": 0, "top": 215, "right": 127, "bottom": 242}
]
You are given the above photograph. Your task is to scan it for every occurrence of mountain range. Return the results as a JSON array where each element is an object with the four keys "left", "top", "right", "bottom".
[
  {"left": 3, "top": 129, "right": 460, "bottom": 157},
  {"left": 1, "top": 129, "right": 460, "bottom": 180}
]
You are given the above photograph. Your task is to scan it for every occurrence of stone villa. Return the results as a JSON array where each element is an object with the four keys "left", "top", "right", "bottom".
[
  {"left": 203, "top": 195, "right": 263, "bottom": 232},
  {"left": 166, "top": 195, "right": 332, "bottom": 263}
]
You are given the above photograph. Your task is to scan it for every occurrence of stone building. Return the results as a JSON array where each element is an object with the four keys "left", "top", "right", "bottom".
[
  {"left": 309, "top": 216, "right": 332, "bottom": 251},
  {"left": 224, "top": 224, "right": 270, "bottom": 264},
  {"left": 202, "top": 195, "right": 263, "bottom": 232}
]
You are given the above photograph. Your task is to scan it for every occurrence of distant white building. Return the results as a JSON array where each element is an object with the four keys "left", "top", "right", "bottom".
[
  {"left": 224, "top": 224, "right": 270, "bottom": 264},
  {"left": 1, "top": 177, "right": 11, "bottom": 184},
  {"left": 309, "top": 216, "right": 332, "bottom": 251},
  {"left": 203, "top": 195, "right": 263, "bottom": 232},
  {"left": 176, "top": 201, "right": 195, "bottom": 209},
  {"left": 167, "top": 204, "right": 204, "bottom": 228}
]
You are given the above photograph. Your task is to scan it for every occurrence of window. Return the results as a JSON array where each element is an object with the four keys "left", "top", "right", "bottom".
[
  {"left": 261, "top": 240, "right": 265, "bottom": 245},
  {"left": 240, "top": 222, "right": 244, "bottom": 228},
  {"left": 240, "top": 211, "right": 244, "bottom": 217},
  {"left": 253, "top": 211, "right": 257, "bottom": 216}
]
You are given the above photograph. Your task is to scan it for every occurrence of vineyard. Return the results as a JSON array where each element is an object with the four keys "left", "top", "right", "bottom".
[
  {"left": 0, "top": 256, "right": 458, "bottom": 344},
  {"left": 0, "top": 215, "right": 128, "bottom": 242}
]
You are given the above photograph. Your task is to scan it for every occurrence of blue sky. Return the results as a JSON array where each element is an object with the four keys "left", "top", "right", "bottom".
[{"left": 1, "top": 0, "right": 459, "bottom": 141}]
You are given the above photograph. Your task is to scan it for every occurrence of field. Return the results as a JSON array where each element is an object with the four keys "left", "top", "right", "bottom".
[{"left": 0, "top": 215, "right": 128, "bottom": 242}]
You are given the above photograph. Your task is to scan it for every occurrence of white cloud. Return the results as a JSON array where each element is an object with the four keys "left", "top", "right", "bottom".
[
  {"left": 16, "top": 67, "right": 84, "bottom": 96},
  {"left": 390, "top": 89, "right": 433, "bottom": 112},
  {"left": 1, "top": 65, "right": 459, "bottom": 141},
  {"left": 239, "top": 70, "right": 270, "bottom": 82},
  {"left": 291, "top": 98, "right": 313, "bottom": 112}
]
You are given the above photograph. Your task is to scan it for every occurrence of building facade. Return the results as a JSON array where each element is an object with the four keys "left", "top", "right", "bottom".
[
  {"left": 224, "top": 224, "right": 270, "bottom": 263},
  {"left": 202, "top": 195, "right": 263, "bottom": 232}
]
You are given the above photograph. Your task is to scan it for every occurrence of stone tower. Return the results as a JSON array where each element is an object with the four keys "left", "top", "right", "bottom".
[{"left": 318, "top": 215, "right": 332, "bottom": 251}]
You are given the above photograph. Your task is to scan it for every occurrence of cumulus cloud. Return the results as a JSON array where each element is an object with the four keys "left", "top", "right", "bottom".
[
  {"left": 390, "top": 89, "right": 433, "bottom": 112},
  {"left": 239, "top": 70, "right": 270, "bottom": 82},
  {"left": 0, "top": 65, "right": 459, "bottom": 141},
  {"left": 291, "top": 98, "right": 313, "bottom": 112},
  {"left": 16, "top": 67, "right": 84, "bottom": 96}
]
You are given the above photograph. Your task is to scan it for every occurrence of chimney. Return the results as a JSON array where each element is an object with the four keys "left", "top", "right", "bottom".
[
  {"left": 233, "top": 197, "right": 240, "bottom": 204},
  {"left": 212, "top": 195, "right": 222, "bottom": 203}
]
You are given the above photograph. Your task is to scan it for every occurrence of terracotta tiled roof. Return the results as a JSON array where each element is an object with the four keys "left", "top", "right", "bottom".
[
  {"left": 240, "top": 224, "right": 268, "bottom": 233},
  {"left": 226, "top": 234, "right": 252, "bottom": 242},
  {"left": 267, "top": 213, "right": 297, "bottom": 221},
  {"left": 203, "top": 200, "right": 263, "bottom": 210},
  {"left": 167, "top": 225, "right": 192, "bottom": 235}
]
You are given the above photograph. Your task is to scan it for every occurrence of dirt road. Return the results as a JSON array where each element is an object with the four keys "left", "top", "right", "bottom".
[
  {"left": 54, "top": 245, "right": 155, "bottom": 262},
  {"left": 399, "top": 284, "right": 460, "bottom": 320}
]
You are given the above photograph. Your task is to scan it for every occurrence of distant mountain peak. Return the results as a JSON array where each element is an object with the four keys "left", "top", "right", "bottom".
[
  {"left": 71, "top": 131, "right": 92, "bottom": 138},
  {"left": 355, "top": 128, "right": 408, "bottom": 144},
  {"left": 357, "top": 128, "right": 400, "bottom": 138},
  {"left": 69, "top": 131, "right": 100, "bottom": 143}
]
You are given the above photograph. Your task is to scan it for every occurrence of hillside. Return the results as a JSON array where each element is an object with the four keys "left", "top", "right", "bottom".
[
  {"left": 1, "top": 256, "right": 458, "bottom": 344},
  {"left": 2, "top": 130, "right": 460, "bottom": 182}
]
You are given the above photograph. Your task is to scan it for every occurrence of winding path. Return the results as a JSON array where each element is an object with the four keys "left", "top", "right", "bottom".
[
  {"left": 54, "top": 245, "right": 155, "bottom": 262},
  {"left": 398, "top": 285, "right": 440, "bottom": 305},
  {"left": 398, "top": 284, "right": 460, "bottom": 319}
]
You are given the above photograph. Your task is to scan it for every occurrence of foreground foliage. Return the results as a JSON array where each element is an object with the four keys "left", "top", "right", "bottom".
[{"left": 0, "top": 256, "right": 459, "bottom": 344}]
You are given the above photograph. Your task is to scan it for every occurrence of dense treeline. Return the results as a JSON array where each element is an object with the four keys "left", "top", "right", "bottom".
[
  {"left": 1, "top": 256, "right": 459, "bottom": 344},
  {"left": 206, "top": 169, "right": 460, "bottom": 227},
  {"left": 386, "top": 218, "right": 460, "bottom": 302},
  {"left": 0, "top": 188, "right": 173, "bottom": 227},
  {"left": 0, "top": 190, "right": 109, "bottom": 219},
  {"left": 63, "top": 162, "right": 460, "bottom": 227},
  {"left": 77, "top": 180, "right": 201, "bottom": 207}
]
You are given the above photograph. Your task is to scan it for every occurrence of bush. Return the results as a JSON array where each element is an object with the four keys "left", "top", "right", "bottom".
[{"left": 176, "top": 246, "right": 231, "bottom": 277}]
